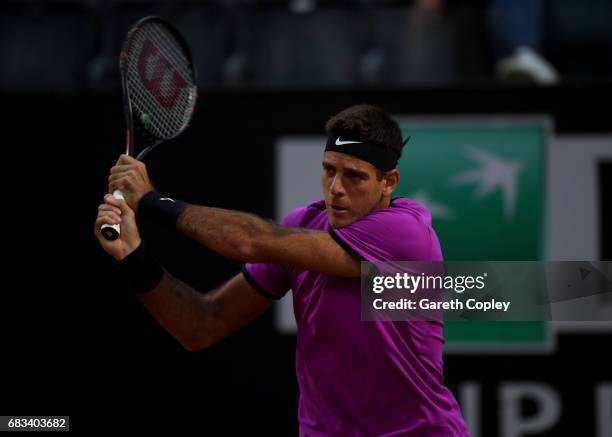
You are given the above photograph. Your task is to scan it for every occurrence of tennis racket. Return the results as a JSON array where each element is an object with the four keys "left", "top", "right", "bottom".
[{"left": 101, "top": 16, "right": 198, "bottom": 241}]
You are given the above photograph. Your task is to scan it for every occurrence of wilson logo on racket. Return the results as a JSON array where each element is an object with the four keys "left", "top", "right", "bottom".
[{"left": 137, "top": 39, "right": 187, "bottom": 110}]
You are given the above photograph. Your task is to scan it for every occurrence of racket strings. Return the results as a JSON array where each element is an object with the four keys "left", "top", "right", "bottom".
[
  {"left": 145, "top": 23, "right": 192, "bottom": 81},
  {"left": 127, "top": 33, "right": 191, "bottom": 137},
  {"left": 124, "top": 21, "right": 196, "bottom": 140}
]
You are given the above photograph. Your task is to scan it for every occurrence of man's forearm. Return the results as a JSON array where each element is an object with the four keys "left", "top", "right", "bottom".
[
  {"left": 176, "top": 205, "right": 284, "bottom": 263},
  {"left": 175, "top": 204, "right": 361, "bottom": 277},
  {"left": 138, "top": 272, "right": 225, "bottom": 351}
]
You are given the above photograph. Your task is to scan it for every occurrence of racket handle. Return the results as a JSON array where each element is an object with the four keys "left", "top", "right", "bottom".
[{"left": 100, "top": 190, "right": 125, "bottom": 241}]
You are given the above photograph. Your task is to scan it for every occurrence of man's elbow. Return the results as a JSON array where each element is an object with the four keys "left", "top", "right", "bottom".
[
  {"left": 182, "top": 342, "right": 206, "bottom": 353},
  {"left": 180, "top": 335, "right": 213, "bottom": 352},
  {"left": 236, "top": 237, "right": 264, "bottom": 263}
]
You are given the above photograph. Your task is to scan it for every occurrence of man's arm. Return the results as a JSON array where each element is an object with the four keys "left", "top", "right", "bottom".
[
  {"left": 140, "top": 271, "right": 273, "bottom": 352},
  {"left": 176, "top": 205, "right": 361, "bottom": 278},
  {"left": 95, "top": 192, "right": 272, "bottom": 352},
  {"left": 106, "top": 154, "right": 360, "bottom": 277}
]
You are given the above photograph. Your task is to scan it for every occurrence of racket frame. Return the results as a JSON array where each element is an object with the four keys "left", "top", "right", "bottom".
[
  {"left": 101, "top": 16, "right": 197, "bottom": 241},
  {"left": 121, "top": 16, "right": 198, "bottom": 160}
]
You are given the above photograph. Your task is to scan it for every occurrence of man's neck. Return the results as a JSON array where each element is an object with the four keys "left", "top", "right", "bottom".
[{"left": 376, "top": 196, "right": 392, "bottom": 211}]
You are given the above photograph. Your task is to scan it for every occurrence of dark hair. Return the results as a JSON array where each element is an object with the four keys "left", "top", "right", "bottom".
[{"left": 325, "top": 104, "right": 405, "bottom": 160}]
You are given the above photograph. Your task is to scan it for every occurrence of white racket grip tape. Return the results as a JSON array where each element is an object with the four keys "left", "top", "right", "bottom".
[{"left": 100, "top": 190, "right": 125, "bottom": 241}]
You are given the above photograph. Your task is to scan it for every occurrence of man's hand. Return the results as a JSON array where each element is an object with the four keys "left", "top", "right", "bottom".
[
  {"left": 94, "top": 194, "right": 142, "bottom": 261},
  {"left": 108, "top": 154, "right": 155, "bottom": 210}
]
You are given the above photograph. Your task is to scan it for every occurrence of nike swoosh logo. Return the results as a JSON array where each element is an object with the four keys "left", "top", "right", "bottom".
[
  {"left": 335, "top": 137, "right": 362, "bottom": 146},
  {"left": 159, "top": 197, "right": 176, "bottom": 203}
]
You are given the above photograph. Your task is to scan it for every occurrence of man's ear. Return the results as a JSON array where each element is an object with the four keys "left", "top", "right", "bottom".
[{"left": 383, "top": 170, "right": 400, "bottom": 196}]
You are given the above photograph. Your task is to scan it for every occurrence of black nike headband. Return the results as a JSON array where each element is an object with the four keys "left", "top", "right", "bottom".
[{"left": 324, "top": 134, "right": 410, "bottom": 172}]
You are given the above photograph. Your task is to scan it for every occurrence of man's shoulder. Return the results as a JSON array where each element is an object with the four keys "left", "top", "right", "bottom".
[
  {"left": 281, "top": 199, "right": 327, "bottom": 228},
  {"left": 335, "top": 197, "right": 441, "bottom": 262},
  {"left": 366, "top": 197, "right": 433, "bottom": 228}
]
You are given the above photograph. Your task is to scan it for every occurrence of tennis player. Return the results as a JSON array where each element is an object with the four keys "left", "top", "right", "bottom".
[{"left": 95, "top": 104, "right": 470, "bottom": 436}]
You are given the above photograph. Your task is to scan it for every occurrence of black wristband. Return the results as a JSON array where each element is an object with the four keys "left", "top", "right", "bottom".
[
  {"left": 118, "top": 242, "right": 164, "bottom": 295},
  {"left": 137, "top": 191, "right": 188, "bottom": 229}
]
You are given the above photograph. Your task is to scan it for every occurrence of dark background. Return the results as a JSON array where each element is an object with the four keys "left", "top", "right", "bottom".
[
  {"left": 2, "top": 0, "right": 612, "bottom": 434},
  {"left": 2, "top": 85, "right": 610, "bottom": 434}
]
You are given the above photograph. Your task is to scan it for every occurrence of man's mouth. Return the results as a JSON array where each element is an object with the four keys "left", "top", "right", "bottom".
[{"left": 330, "top": 204, "right": 348, "bottom": 212}]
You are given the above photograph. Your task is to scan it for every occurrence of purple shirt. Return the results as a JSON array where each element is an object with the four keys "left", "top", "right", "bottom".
[{"left": 244, "top": 198, "right": 469, "bottom": 437}]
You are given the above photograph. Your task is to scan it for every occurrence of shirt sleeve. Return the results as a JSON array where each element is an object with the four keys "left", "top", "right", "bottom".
[
  {"left": 329, "top": 207, "right": 436, "bottom": 262},
  {"left": 242, "top": 263, "right": 289, "bottom": 300},
  {"left": 242, "top": 206, "right": 307, "bottom": 300}
]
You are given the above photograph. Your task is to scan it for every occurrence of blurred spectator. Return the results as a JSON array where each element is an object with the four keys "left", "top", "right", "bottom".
[
  {"left": 487, "top": 0, "right": 559, "bottom": 84},
  {"left": 487, "top": 0, "right": 612, "bottom": 84}
]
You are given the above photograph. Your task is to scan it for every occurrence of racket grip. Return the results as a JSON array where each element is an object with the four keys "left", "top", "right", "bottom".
[{"left": 100, "top": 190, "right": 125, "bottom": 241}]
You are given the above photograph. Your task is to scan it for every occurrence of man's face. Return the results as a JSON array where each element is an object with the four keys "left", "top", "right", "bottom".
[{"left": 321, "top": 151, "right": 390, "bottom": 228}]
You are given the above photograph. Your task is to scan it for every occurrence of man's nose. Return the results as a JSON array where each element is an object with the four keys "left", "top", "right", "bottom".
[{"left": 329, "top": 175, "right": 345, "bottom": 196}]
